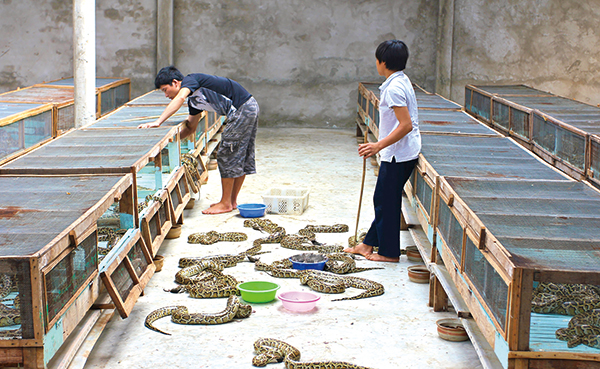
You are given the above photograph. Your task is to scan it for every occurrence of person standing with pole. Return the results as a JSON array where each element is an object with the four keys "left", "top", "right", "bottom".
[
  {"left": 344, "top": 40, "right": 421, "bottom": 262},
  {"left": 139, "top": 66, "right": 259, "bottom": 215}
]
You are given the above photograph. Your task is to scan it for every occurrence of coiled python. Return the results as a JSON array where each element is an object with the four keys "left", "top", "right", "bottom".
[
  {"left": 188, "top": 231, "right": 248, "bottom": 245},
  {"left": 0, "top": 275, "right": 20, "bottom": 330},
  {"left": 254, "top": 260, "right": 384, "bottom": 301},
  {"left": 252, "top": 338, "right": 374, "bottom": 368},
  {"left": 531, "top": 282, "right": 600, "bottom": 315},
  {"left": 556, "top": 311, "right": 600, "bottom": 349},
  {"left": 145, "top": 295, "right": 252, "bottom": 335}
]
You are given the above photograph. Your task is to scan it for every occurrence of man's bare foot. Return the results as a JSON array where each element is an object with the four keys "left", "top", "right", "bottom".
[
  {"left": 343, "top": 243, "right": 373, "bottom": 258},
  {"left": 202, "top": 202, "right": 233, "bottom": 214},
  {"left": 210, "top": 202, "right": 237, "bottom": 209},
  {"left": 366, "top": 253, "right": 399, "bottom": 262}
]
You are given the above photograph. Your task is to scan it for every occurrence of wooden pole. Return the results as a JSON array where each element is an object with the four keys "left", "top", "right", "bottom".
[{"left": 354, "top": 130, "right": 369, "bottom": 244}]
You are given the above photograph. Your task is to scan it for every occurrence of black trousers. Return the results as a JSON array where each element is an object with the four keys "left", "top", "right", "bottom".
[{"left": 363, "top": 157, "right": 418, "bottom": 258}]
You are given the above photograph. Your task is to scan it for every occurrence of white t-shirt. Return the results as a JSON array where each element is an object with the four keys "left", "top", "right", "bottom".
[{"left": 378, "top": 71, "right": 421, "bottom": 163}]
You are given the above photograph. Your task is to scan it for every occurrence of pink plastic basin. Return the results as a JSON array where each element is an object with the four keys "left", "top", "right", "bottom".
[{"left": 278, "top": 291, "right": 320, "bottom": 312}]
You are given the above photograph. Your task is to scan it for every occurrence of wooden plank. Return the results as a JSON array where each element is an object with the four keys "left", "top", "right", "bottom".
[
  {"left": 0, "top": 348, "right": 23, "bottom": 365},
  {"left": 430, "top": 264, "right": 471, "bottom": 318},
  {"left": 508, "top": 350, "right": 600, "bottom": 362},
  {"left": 63, "top": 310, "right": 115, "bottom": 369},
  {"left": 407, "top": 226, "right": 433, "bottom": 265},
  {"left": 506, "top": 268, "right": 534, "bottom": 352},
  {"left": 461, "top": 318, "right": 504, "bottom": 369},
  {"left": 46, "top": 310, "right": 103, "bottom": 369},
  {"left": 438, "top": 239, "right": 499, "bottom": 347},
  {"left": 23, "top": 347, "right": 45, "bottom": 369}
]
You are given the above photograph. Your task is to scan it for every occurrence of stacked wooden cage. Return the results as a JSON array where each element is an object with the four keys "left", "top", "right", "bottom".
[
  {"left": 0, "top": 77, "right": 130, "bottom": 165},
  {"left": 0, "top": 86, "right": 224, "bottom": 368},
  {"left": 465, "top": 84, "right": 600, "bottom": 185},
  {"left": 358, "top": 81, "right": 600, "bottom": 368}
]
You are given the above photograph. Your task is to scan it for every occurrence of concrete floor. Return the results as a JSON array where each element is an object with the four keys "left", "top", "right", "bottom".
[{"left": 83, "top": 128, "right": 482, "bottom": 369}]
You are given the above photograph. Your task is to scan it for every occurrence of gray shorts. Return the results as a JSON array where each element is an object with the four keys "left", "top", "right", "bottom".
[{"left": 217, "top": 97, "right": 259, "bottom": 178}]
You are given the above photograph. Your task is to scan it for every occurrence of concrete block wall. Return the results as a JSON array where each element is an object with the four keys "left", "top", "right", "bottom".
[{"left": 0, "top": 0, "right": 599, "bottom": 128}]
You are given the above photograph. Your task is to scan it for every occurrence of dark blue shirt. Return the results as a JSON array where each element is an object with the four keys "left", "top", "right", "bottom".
[{"left": 181, "top": 73, "right": 252, "bottom": 116}]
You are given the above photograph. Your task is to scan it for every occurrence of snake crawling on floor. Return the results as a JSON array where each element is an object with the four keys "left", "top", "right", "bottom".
[
  {"left": 252, "top": 337, "right": 374, "bottom": 368},
  {"left": 144, "top": 295, "right": 252, "bottom": 335}
]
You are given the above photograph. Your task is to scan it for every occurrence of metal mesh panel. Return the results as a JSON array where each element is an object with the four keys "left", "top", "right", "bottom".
[
  {"left": 170, "top": 186, "right": 181, "bottom": 210},
  {"left": 555, "top": 125, "right": 586, "bottom": 170},
  {"left": 45, "top": 231, "right": 97, "bottom": 325},
  {"left": 114, "top": 83, "right": 130, "bottom": 109},
  {"left": 415, "top": 171, "right": 432, "bottom": 218},
  {"left": 445, "top": 178, "right": 596, "bottom": 201},
  {"left": 592, "top": 138, "right": 600, "bottom": 182},
  {"left": 178, "top": 175, "right": 188, "bottom": 198},
  {"left": 422, "top": 135, "right": 567, "bottom": 181},
  {"left": 158, "top": 202, "right": 168, "bottom": 229},
  {"left": 22, "top": 111, "right": 52, "bottom": 147},
  {"left": 91, "top": 105, "right": 187, "bottom": 129},
  {"left": 492, "top": 100, "right": 509, "bottom": 130},
  {"left": 0, "top": 121, "right": 20, "bottom": 160},
  {"left": 419, "top": 110, "right": 498, "bottom": 135},
  {"left": 368, "top": 100, "right": 375, "bottom": 125},
  {"left": 0, "top": 108, "right": 52, "bottom": 161},
  {"left": 112, "top": 257, "right": 135, "bottom": 302},
  {"left": 57, "top": 104, "right": 75, "bottom": 132},
  {"left": 127, "top": 239, "right": 149, "bottom": 277},
  {"left": 0, "top": 259, "right": 34, "bottom": 339},
  {"left": 437, "top": 201, "right": 463, "bottom": 260},
  {"left": 464, "top": 88, "right": 472, "bottom": 112},
  {"left": 464, "top": 237, "right": 508, "bottom": 331},
  {"left": 1, "top": 128, "right": 174, "bottom": 172},
  {"left": 471, "top": 85, "right": 553, "bottom": 96},
  {"left": 148, "top": 212, "right": 158, "bottom": 243},
  {"left": 532, "top": 114, "right": 556, "bottom": 153},
  {"left": 0, "top": 175, "right": 126, "bottom": 256},
  {"left": 100, "top": 89, "right": 115, "bottom": 115},
  {"left": 511, "top": 108, "right": 530, "bottom": 140},
  {"left": 471, "top": 90, "right": 491, "bottom": 121},
  {"left": 496, "top": 238, "right": 600, "bottom": 273},
  {"left": 126, "top": 90, "right": 169, "bottom": 106},
  {"left": 415, "top": 91, "right": 461, "bottom": 110}
]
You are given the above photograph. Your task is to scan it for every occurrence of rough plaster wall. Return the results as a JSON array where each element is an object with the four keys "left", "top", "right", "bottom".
[
  {"left": 0, "top": 0, "right": 156, "bottom": 96},
  {"left": 0, "top": 0, "right": 72, "bottom": 90},
  {"left": 172, "top": 0, "right": 438, "bottom": 128},
  {"left": 452, "top": 0, "right": 600, "bottom": 107},
  {"left": 96, "top": 0, "right": 157, "bottom": 95}
]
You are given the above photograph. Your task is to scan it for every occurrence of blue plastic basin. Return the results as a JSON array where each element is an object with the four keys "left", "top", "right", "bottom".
[
  {"left": 289, "top": 258, "right": 328, "bottom": 270},
  {"left": 237, "top": 203, "right": 266, "bottom": 218}
]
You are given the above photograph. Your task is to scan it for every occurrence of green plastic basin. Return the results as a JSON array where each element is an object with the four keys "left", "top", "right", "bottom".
[{"left": 237, "top": 281, "right": 280, "bottom": 303}]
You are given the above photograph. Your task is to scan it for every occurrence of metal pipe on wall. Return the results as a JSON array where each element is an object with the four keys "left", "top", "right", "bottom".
[{"left": 73, "top": 0, "right": 96, "bottom": 128}]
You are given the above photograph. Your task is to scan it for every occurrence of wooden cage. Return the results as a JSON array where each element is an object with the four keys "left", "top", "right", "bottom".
[
  {"left": 38, "top": 77, "right": 130, "bottom": 118},
  {"left": 0, "top": 86, "right": 75, "bottom": 137},
  {"left": 0, "top": 102, "right": 54, "bottom": 166},
  {"left": 0, "top": 174, "right": 153, "bottom": 368},
  {"left": 0, "top": 126, "right": 183, "bottom": 228},
  {"left": 433, "top": 176, "right": 600, "bottom": 368}
]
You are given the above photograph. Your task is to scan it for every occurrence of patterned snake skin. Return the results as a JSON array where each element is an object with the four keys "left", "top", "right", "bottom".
[
  {"left": 254, "top": 260, "right": 384, "bottom": 301},
  {"left": 555, "top": 311, "right": 600, "bottom": 349},
  {"left": 531, "top": 282, "right": 600, "bottom": 315},
  {"left": 252, "top": 338, "right": 374, "bottom": 368},
  {"left": 145, "top": 295, "right": 252, "bottom": 335},
  {"left": 188, "top": 231, "right": 248, "bottom": 244},
  {"left": 0, "top": 275, "right": 20, "bottom": 332}
]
